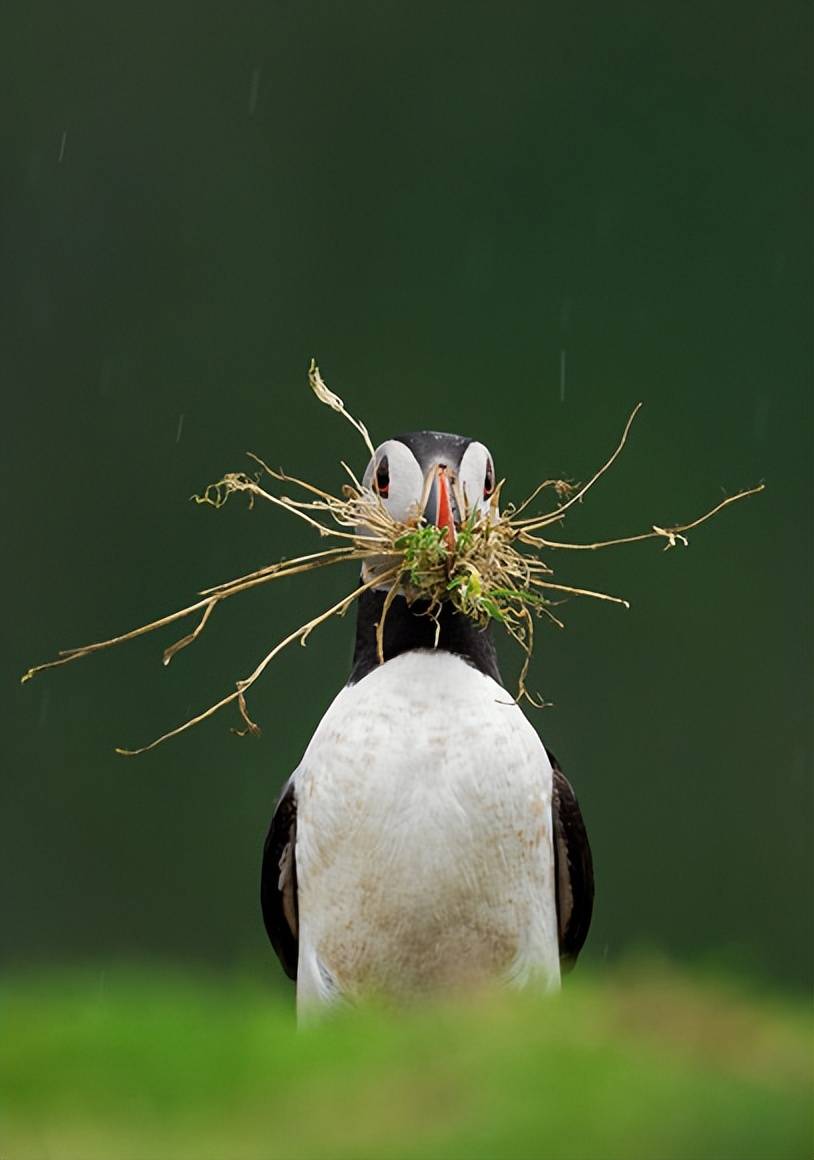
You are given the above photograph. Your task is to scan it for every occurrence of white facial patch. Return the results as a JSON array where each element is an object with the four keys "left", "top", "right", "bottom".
[
  {"left": 458, "top": 441, "right": 497, "bottom": 520},
  {"left": 361, "top": 439, "right": 425, "bottom": 524}
]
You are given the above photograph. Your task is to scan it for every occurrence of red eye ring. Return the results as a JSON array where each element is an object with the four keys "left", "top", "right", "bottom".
[
  {"left": 483, "top": 459, "right": 495, "bottom": 499},
  {"left": 374, "top": 456, "right": 390, "bottom": 498}
]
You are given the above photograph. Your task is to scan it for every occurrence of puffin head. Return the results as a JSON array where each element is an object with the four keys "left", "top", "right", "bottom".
[
  {"left": 360, "top": 430, "right": 497, "bottom": 549},
  {"left": 351, "top": 431, "right": 503, "bottom": 682}
]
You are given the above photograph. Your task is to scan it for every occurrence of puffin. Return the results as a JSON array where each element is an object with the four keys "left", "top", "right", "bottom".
[{"left": 261, "top": 431, "right": 593, "bottom": 1018}]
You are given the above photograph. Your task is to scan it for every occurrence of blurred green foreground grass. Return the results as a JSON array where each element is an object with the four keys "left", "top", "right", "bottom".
[{"left": 1, "top": 963, "right": 811, "bottom": 1160}]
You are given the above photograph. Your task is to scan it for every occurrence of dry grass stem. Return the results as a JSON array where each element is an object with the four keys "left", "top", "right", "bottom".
[
  {"left": 22, "top": 360, "right": 764, "bottom": 753},
  {"left": 115, "top": 568, "right": 398, "bottom": 756},
  {"left": 308, "top": 358, "right": 375, "bottom": 459},
  {"left": 512, "top": 403, "right": 645, "bottom": 530}
]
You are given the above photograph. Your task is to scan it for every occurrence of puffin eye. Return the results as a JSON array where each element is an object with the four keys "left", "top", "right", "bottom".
[
  {"left": 483, "top": 458, "right": 495, "bottom": 499},
  {"left": 374, "top": 455, "right": 390, "bottom": 498}
]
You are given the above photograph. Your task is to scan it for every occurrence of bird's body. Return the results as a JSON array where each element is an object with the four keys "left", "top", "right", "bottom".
[
  {"left": 261, "top": 430, "right": 593, "bottom": 1018},
  {"left": 294, "top": 649, "right": 559, "bottom": 1012}
]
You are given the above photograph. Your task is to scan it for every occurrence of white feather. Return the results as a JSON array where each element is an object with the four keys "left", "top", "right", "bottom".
[{"left": 294, "top": 650, "right": 560, "bottom": 1017}]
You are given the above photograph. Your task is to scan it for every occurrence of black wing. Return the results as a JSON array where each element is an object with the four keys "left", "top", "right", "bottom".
[
  {"left": 260, "top": 776, "right": 299, "bottom": 981},
  {"left": 547, "top": 750, "right": 594, "bottom": 971}
]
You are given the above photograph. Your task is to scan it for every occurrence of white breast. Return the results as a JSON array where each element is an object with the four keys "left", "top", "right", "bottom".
[{"left": 294, "top": 650, "right": 560, "bottom": 1014}]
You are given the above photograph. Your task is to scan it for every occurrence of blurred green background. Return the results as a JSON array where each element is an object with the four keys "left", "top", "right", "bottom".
[{"left": 1, "top": 0, "right": 812, "bottom": 1155}]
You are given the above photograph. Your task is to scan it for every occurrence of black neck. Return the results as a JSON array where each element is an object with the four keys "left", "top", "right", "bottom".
[{"left": 349, "top": 587, "right": 503, "bottom": 686}]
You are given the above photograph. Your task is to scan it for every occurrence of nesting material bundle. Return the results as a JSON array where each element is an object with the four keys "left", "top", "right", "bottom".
[{"left": 22, "top": 361, "right": 762, "bottom": 755}]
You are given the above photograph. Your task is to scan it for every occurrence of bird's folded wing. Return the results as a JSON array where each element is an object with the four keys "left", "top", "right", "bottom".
[
  {"left": 261, "top": 775, "right": 299, "bottom": 980},
  {"left": 549, "top": 753, "right": 594, "bottom": 970}
]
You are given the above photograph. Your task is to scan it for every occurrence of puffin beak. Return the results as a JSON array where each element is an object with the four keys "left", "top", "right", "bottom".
[{"left": 425, "top": 465, "right": 458, "bottom": 549}]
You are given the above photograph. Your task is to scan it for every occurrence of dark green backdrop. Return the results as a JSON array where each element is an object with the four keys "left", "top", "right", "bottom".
[{"left": 3, "top": 1, "right": 812, "bottom": 989}]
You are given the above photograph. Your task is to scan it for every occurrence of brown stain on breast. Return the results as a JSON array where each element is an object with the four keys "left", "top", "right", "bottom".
[{"left": 320, "top": 918, "right": 519, "bottom": 1000}]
